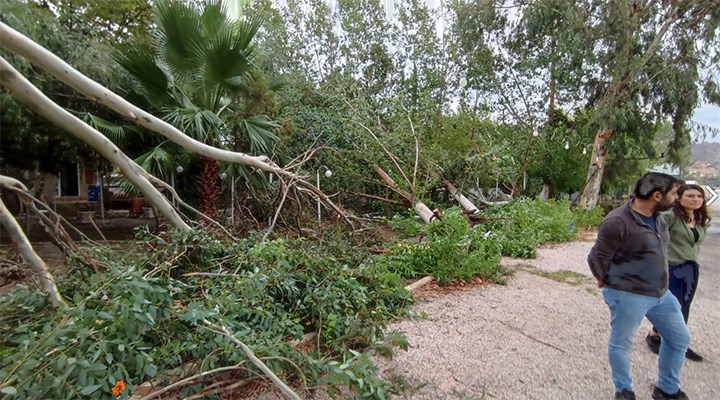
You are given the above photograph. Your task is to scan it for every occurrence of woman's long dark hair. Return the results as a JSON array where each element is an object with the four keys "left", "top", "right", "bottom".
[{"left": 673, "top": 184, "right": 711, "bottom": 228}]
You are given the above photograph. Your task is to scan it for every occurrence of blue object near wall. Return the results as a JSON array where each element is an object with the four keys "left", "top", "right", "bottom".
[{"left": 88, "top": 185, "right": 100, "bottom": 201}]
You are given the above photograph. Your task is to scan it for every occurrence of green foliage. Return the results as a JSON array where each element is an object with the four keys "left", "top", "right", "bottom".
[
  {"left": 484, "top": 199, "right": 578, "bottom": 258},
  {"left": 387, "top": 213, "right": 424, "bottom": 239},
  {"left": 572, "top": 206, "right": 605, "bottom": 229},
  {"left": 1, "top": 0, "right": 135, "bottom": 173},
  {"left": 0, "top": 231, "right": 412, "bottom": 399},
  {"left": 0, "top": 268, "right": 171, "bottom": 399},
  {"left": 377, "top": 209, "right": 505, "bottom": 284}
]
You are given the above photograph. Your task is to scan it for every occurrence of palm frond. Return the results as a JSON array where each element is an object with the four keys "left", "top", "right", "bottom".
[
  {"left": 134, "top": 143, "right": 175, "bottom": 181},
  {"left": 114, "top": 45, "right": 172, "bottom": 104},
  {"left": 199, "top": 0, "right": 227, "bottom": 38},
  {"left": 202, "top": 29, "right": 253, "bottom": 91},
  {"left": 238, "top": 115, "right": 279, "bottom": 155},
  {"left": 109, "top": 144, "right": 174, "bottom": 197},
  {"left": 230, "top": 15, "right": 262, "bottom": 54},
  {"left": 155, "top": 0, "right": 204, "bottom": 78},
  {"left": 83, "top": 113, "right": 127, "bottom": 144},
  {"left": 163, "top": 106, "right": 225, "bottom": 144},
  {"left": 265, "top": 77, "right": 287, "bottom": 93}
]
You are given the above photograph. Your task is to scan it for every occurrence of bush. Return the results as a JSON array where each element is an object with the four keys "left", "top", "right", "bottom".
[
  {"left": 483, "top": 199, "right": 577, "bottom": 258},
  {"left": 375, "top": 209, "right": 506, "bottom": 284},
  {"left": 572, "top": 206, "right": 605, "bottom": 228}
]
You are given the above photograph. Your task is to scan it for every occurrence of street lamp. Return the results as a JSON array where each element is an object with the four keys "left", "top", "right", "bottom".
[
  {"left": 171, "top": 164, "right": 184, "bottom": 207},
  {"left": 316, "top": 165, "right": 332, "bottom": 224},
  {"left": 459, "top": 76, "right": 468, "bottom": 89}
]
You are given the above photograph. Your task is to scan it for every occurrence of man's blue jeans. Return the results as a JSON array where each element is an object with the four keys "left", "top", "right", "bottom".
[{"left": 603, "top": 287, "right": 690, "bottom": 394}]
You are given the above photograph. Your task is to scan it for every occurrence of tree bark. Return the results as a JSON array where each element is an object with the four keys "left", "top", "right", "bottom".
[
  {"left": 538, "top": 182, "right": 550, "bottom": 201},
  {"left": 578, "top": 128, "right": 612, "bottom": 209},
  {"left": 443, "top": 181, "right": 479, "bottom": 215},
  {"left": 0, "top": 57, "right": 191, "bottom": 231},
  {"left": 0, "top": 196, "right": 66, "bottom": 308}
]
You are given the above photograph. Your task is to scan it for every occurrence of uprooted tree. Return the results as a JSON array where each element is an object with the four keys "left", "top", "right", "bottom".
[{"left": 0, "top": 16, "right": 363, "bottom": 399}]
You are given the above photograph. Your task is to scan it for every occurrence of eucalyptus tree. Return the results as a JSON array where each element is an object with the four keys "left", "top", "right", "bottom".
[
  {"left": 392, "top": 0, "right": 458, "bottom": 143},
  {"left": 247, "top": 0, "right": 334, "bottom": 80},
  {"left": 577, "top": 0, "right": 720, "bottom": 208},
  {"left": 0, "top": 0, "right": 135, "bottom": 201},
  {"left": 116, "top": 0, "right": 280, "bottom": 217},
  {"left": 449, "top": 0, "right": 718, "bottom": 205}
]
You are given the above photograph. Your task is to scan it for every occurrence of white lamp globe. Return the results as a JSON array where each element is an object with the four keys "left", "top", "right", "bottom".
[
  {"left": 459, "top": 77, "right": 468, "bottom": 89},
  {"left": 324, "top": 170, "right": 333, "bottom": 178}
]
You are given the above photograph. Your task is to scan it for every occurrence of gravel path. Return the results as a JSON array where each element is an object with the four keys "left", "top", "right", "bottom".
[
  {"left": 378, "top": 205, "right": 720, "bottom": 400},
  {"left": 234, "top": 205, "right": 720, "bottom": 400}
]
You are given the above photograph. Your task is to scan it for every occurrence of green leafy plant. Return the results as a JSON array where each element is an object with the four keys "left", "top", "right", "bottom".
[
  {"left": 376, "top": 209, "right": 506, "bottom": 284},
  {"left": 0, "top": 231, "right": 413, "bottom": 400},
  {"left": 483, "top": 199, "right": 578, "bottom": 258},
  {"left": 572, "top": 206, "right": 605, "bottom": 229}
]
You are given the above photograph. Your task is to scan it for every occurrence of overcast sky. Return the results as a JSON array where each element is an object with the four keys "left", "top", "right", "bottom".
[{"left": 693, "top": 104, "right": 720, "bottom": 143}]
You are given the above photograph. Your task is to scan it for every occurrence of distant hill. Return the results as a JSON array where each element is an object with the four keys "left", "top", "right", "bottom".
[{"left": 689, "top": 142, "right": 720, "bottom": 183}]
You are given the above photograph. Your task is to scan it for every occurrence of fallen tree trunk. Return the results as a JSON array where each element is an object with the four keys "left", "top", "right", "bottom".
[
  {"left": 0, "top": 57, "right": 191, "bottom": 231},
  {"left": 373, "top": 165, "right": 434, "bottom": 223},
  {"left": 0, "top": 179, "right": 66, "bottom": 308},
  {"left": 443, "top": 181, "right": 479, "bottom": 215},
  {"left": 0, "top": 22, "right": 353, "bottom": 229}
]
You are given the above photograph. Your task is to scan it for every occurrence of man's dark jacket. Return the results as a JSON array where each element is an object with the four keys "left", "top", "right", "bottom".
[{"left": 588, "top": 199, "right": 669, "bottom": 297}]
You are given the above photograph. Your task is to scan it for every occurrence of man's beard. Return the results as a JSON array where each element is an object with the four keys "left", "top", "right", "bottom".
[{"left": 653, "top": 199, "right": 675, "bottom": 213}]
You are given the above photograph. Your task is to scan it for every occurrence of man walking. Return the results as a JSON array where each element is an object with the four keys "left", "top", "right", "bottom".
[{"left": 588, "top": 173, "right": 690, "bottom": 400}]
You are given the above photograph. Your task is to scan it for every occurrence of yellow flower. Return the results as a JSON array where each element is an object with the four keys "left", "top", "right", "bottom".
[{"left": 111, "top": 380, "right": 126, "bottom": 397}]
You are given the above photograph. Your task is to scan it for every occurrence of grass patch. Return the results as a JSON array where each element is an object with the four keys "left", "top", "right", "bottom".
[{"left": 515, "top": 265, "right": 593, "bottom": 286}]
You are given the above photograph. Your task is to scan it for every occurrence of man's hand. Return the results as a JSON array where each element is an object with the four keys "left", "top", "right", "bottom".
[{"left": 596, "top": 279, "right": 605, "bottom": 288}]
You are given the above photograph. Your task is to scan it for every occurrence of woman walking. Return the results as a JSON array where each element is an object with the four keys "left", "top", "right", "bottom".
[{"left": 646, "top": 183, "right": 712, "bottom": 361}]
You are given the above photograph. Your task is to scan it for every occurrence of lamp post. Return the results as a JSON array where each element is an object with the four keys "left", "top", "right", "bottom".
[
  {"left": 171, "top": 164, "right": 183, "bottom": 207},
  {"left": 316, "top": 165, "right": 332, "bottom": 224}
]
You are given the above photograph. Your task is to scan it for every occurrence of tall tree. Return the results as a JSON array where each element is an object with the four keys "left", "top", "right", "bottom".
[
  {"left": 29, "top": 0, "right": 153, "bottom": 43},
  {"left": 116, "top": 0, "right": 280, "bottom": 217},
  {"left": 578, "top": 0, "right": 720, "bottom": 208},
  {"left": 1, "top": 0, "right": 134, "bottom": 177}
]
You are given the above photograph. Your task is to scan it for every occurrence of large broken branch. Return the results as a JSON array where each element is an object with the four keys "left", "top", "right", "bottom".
[
  {"left": 0, "top": 56, "right": 191, "bottom": 231},
  {"left": 0, "top": 22, "right": 353, "bottom": 229},
  {"left": 0, "top": 196, "right": 66, "bottom": 308},
  {"left": 443, "top": 181, "right": 479, "bottom": 215},
  {"left": 373, "top": 165, "right": 434, "bottom": 223}
]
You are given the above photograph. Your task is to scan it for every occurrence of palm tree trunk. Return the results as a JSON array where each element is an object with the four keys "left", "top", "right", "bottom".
[{"left": 197, "top": 157, "right": 220, "bottom": 219}]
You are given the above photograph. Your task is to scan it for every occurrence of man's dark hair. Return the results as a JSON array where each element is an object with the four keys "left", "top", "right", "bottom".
[{"left": 633, "top": 173, "right": 682, "bottom": 199}]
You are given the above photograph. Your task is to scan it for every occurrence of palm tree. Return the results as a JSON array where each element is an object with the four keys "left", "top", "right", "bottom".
[{"left": 115, "top": 0, "right": 279, "bottom": 218}]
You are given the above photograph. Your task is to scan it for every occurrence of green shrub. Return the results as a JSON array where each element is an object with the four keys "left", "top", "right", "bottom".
[
  {"left": 483, "top": 199, "right": 577, "bottom": 258},
  {"left": 0, "top": 267, "right": 172, "bottom": 399},
  {"left": 375, "top": 209, "right": 506, "bottom": 284},
  {"left": 387, "top": 212, "right": 424, "bottom": 239},
  {"left": 573, "top": 206, "right": 605, "bottom": 228}
]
